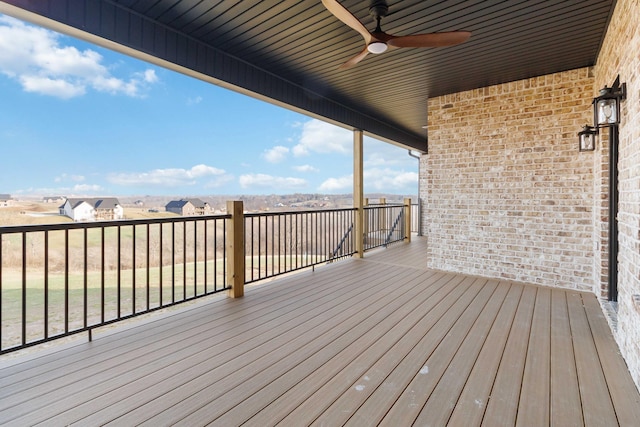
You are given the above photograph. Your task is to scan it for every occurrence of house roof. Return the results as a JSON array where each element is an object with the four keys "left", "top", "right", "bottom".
[
  {"left": 0, "top": 0, "right": 616, "bottom": 151},
  {"left": 65, "top": 198, "right": 121, "bottom": 210},
  {"left": 189, "top": 198, "right": 209, "bottom": 208},
  {"left": 166, "top": 200, "right": 190, "bottom": 209},
  {"left": 166, "top": 198, "right": 208, "bottom": 209},
  {"left": 93, "top": 198, "right": 121, "bottom": 210},
  {"left": 0, "top": 194, "right": 11, "bottom": 201}
]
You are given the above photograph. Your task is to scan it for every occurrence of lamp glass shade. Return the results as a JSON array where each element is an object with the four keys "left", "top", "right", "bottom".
[
  {"left": 596, "top": 98, "right": 618, "bottom": 126},
  {"left": 578, "top": 125, "right": 596, "bottom": 152},
  {"left": 579, "top": 132, "right": 596, "bottom": 152},
  {"left": 367, "top": 42, "right": 388, "bottom": 54}
]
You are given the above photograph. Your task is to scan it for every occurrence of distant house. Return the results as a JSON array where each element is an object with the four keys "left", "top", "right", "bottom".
[
  {"left": 43, "top": 196, "right": 65, "bottom": 204},
  {"left": 59, "top": 197, "right": 124, "bottom": 221},
  {"left": 165, "top": 198, "right": 212, "bottom": 216},
  {"left": 0, "top": 194, "right": 12, "bottom": 207}
]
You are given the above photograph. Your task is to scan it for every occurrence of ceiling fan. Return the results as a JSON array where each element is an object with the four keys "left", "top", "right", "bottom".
[{"left": 322, "top": 0, "right": 471, "bottom": 69}]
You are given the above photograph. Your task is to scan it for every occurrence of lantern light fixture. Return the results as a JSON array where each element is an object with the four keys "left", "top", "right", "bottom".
[
  {"left": 593, "top": 81, "right": 626, "bottom": 128},
  {"left": 578, "top": 77, "right": 626, "bottom": 152},
  {"left": 578, "top": 125, "right": 597, "bottom": 152}
]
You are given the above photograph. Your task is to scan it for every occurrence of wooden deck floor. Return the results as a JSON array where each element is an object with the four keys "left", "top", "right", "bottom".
[{"left": 1, "top": 238, "right": 639, "bottom": 426}]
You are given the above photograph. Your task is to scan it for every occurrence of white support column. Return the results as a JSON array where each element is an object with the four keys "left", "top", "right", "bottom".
[{"left": 354, "top": 129, "right": 364, "bottom": 258}]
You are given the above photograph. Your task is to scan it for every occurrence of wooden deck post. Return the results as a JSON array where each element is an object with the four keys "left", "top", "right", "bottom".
[
  {"left": 226, "top": 200, "right": 245, "bottom": 298},
  {"left": 404, "top": 197, "right": 412, "bottom": 242},
  {"left": 354, "top": 129, "right": 364, "bottom": 258}
]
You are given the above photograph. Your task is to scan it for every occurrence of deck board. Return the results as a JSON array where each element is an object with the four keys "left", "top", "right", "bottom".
[
  {"left": 517, "top": 286, "right": 551, "bottom": 426},
  {"left": 550, "top": 288, "right": 583, "bottom": 425},
  {"left": 37, "top": 263, "right": 411, "bottom": 425},
  {"left": 1, "top": 237, "right": 639, "bottom": 426},
  {"left": 446, "top": 282, "right": 524, "bottom": 426},
  {"left": 568, "top": 292, "right": 619, "bottom": 426},
  {"left": 252, "top": 271, "right": 465, "bottom": 426},
  {"left": 375, "top": 279, "right": 500, "bottom": 426},
  {"left": 139, "top": 267, "right": 432, "bottom": 426},
  {"left": 480, "top": 285, "right": 536, "bottom": 426},
  {"left": 582, "top": 295, "right": 640, "bottom": 426},
  {"left": 312, "top": 276, "right": 480, "bottom": 427},
  {"left": 410, "top": 281, "right": 511, "bottom": 427},
  {"left": 214, "top": 270, "right": 445, "bottom": 426},
  {"left": 2, "top": 263, "right": 374, "bottom": 421}
]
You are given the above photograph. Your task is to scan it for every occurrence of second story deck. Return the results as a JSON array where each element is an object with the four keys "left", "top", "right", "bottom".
[{"left": 1, "top": 238, "right": 639, "bottom": 426}]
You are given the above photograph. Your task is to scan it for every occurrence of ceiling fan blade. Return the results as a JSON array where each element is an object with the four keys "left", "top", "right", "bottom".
[
  {"left": 322, "top": 0, "right": 372, "bottom": 44},
  {"left": 339, "top": 46, "right": 370, "bottom": 69},
  {"left": 388, "top": 31, "right": 471, "bottom": 48}
]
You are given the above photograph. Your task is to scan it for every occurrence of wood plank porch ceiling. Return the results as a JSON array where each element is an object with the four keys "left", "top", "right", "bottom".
[
  {"left": 0, "top": 0, "right": 616, "bottom": 151},
  {"left": 1, "top": 239, "right": 639, "bottom": 426}
]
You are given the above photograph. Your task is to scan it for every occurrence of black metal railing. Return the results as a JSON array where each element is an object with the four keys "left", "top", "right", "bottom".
[
  {"left": 0, "top": 215, "right": 229, "bottom": 354},
  {"left": 330, "top": 223, "right": 354, "bottom": 260},
  {"left": 364, "top": 204, "right": 406, "bottom": 251},
  {"left": 1, "top": 203, "right": 411, "bottom": 354},
  {"left": 244, "top": 208, "right": 357, "bottom": 283}
]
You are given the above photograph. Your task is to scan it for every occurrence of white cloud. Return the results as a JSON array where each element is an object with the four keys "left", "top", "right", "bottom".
[
  {"left": 293, "top": 119, "right": 351, "bottom": 156},
  {"left": 107, "top": 164, "right": 227, "bottom": 187},
  {"left": 363, "top": 139, "right": 421, "bottom": 169},
  {"left": 263, "top": 145, "right": 289, "bottom": 163},
  {"left": 19, "top": 75, "right": 86, "bottom": 99},
  {"left": 73, "top": 183, "right": 103, "bottom": 192},
  {"left": 141, "top": 69, "right": 158, "bottom": 83},
  {"left": 0, "top": 15, "right": 158, "bottom": 99},
  {"left": 364, "top": 168, "right": 418, "bottom": 191},
  {"left": 239, "top": 174, "right": 307, "bottom": 190},
  {"left": 293, "top": 164, "right": 319, "bottom": 173},
  {"left": 188, "top": 164, "right": 225, "bottom": 177},
  {"left": 14, "top": 183, "right": 103, "bottom": 196},
  {"left": 54, "top": 173, "right": 85, "bottom": 183},
  {"left": 318, "top": 175, "right": 352, "bottom": 192},
  {"left": 364, "top": 151, "right": 403, "bottom": 167},
  {"left": 317, "top": 168, "right": 418, "bottom": 193}
]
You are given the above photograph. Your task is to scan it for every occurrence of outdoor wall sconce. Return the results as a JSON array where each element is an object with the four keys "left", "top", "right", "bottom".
[
  {"left": 593, "top": 81, "right": 626, "bottom": 128},
  {"left": 578, "top": 77, "right": 626, "bottom": 152},
  {"left": 578, "top": 125, "right": 597, "bottom": 151}
]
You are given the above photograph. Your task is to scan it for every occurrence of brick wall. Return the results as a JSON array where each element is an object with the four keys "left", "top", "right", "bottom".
[
  {"left": 422, "top": 68, "right": 595, "bottom": 290},
  {"left": 421, "top": 0, "right": 640, "bottom": 392},
  {"left": 594, "top": 0, "right": 640, "bottom": 391}
]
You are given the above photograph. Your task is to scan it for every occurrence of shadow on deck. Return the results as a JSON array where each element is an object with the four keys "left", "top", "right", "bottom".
[{"left": 1, "top": 237, "right": 639, "bottom": 426}]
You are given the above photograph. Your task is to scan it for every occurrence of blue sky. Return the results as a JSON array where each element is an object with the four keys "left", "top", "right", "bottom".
[{"left": 0, "top": 14, "right": 418, "bottom": 197}]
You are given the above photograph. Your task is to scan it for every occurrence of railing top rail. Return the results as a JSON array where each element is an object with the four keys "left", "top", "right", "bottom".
[
  {"left": 0, "top": 213, "right": 232, "bottom": 234},
  {"left": 364, "top": 204, "right": 404, "bottom": 209},
  {"left": 245, "top": 207, "right": 357, "bottom": 218}
]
